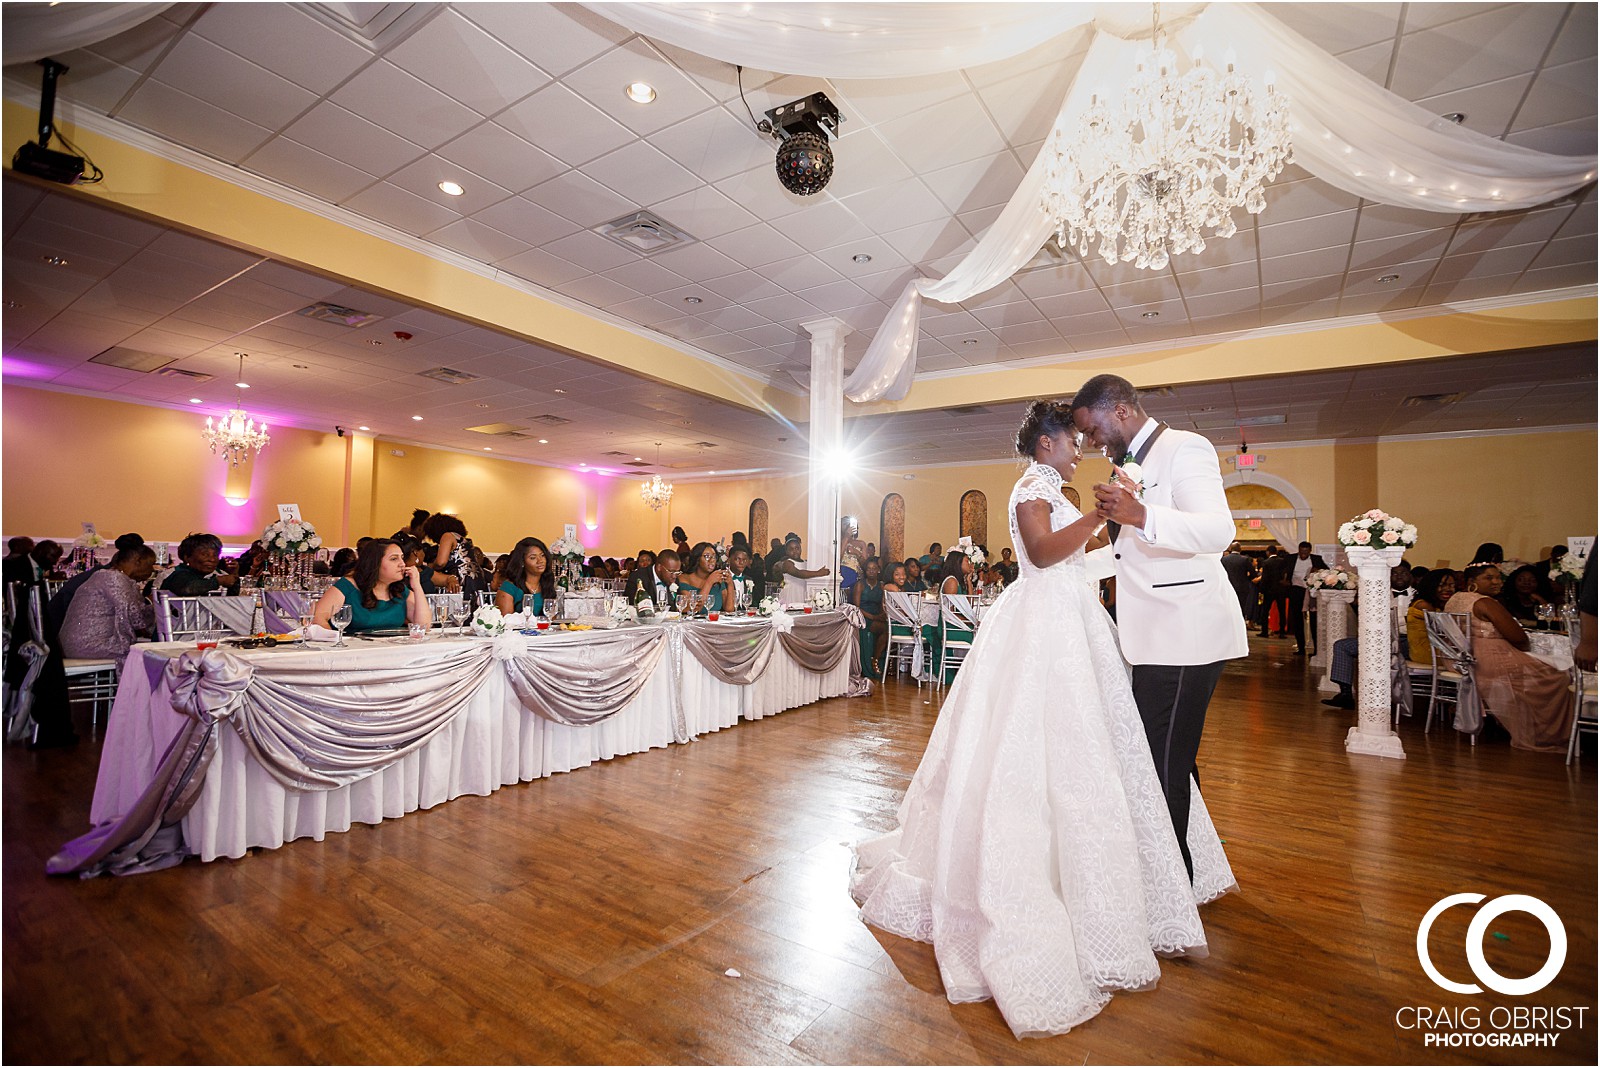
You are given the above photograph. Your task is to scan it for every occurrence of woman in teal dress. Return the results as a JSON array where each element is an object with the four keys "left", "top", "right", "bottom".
[
  {"left": 853, "top": 557, "right": 889, "bottom": 675},
  {"left": 682, "top": 542, "right": 736, "bottom": 612},
  {"left": 922, "top": 548, "right": 978, "bottom": 682},
  {"left": 495, "top": 537, "right": 556, "bottom": 616},
  {"left": 312, "top": 539, "right": 431, "bottom": 634}
]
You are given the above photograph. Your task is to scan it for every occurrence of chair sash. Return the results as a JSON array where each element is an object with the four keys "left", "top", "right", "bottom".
[{"left": 1426, "top": 610, "right": 1483, "bottom": 734}]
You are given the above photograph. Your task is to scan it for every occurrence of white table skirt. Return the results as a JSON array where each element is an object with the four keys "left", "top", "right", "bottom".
[{"left": 94, "top": 623, "right": 850, "bottom": 862}]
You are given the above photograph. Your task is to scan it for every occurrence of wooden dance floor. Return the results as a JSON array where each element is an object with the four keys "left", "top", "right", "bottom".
[{"left": 4, "top": 635, "right": 1594, "bottom": 1065}]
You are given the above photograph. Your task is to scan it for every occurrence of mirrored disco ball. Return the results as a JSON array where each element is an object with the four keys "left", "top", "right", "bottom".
[{"left": 775, "top": 131, "right": 833, "bottom": 196}]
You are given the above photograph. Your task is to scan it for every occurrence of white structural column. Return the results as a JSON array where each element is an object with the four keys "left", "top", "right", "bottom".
[
  {"left": 802, "top": 317, "right": 848, "bottom": 585},
  {"left": 1344, "top": 546, "right": 1407, "bottom": 760},
  {"left": 1315, "top": 590, "right": 1355, "bottom": 692}
]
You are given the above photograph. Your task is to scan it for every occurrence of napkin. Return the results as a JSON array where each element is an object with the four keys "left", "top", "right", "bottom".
[{"left": 301, "top": 624, "right": 341, "bottom": 643}]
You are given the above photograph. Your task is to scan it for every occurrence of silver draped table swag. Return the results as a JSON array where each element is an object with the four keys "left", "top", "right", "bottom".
[{"left": 50, "top": 610, "right": 869, "bottom": 877}]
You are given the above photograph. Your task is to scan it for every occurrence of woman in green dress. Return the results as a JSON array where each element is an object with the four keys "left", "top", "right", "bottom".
[
  {"left": 681, "top": 541, "right": 736, "bottom": 612},
  {"left": 495, "top": 537, "right": 556, "bottom": 616},
  {"left": 312, "top": 539, "right": 431, "bottom": 634},
  {"left": 922, "top": 547, "right": 978, "bottom": 683}
]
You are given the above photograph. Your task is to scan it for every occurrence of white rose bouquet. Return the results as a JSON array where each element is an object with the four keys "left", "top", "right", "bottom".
[
  {"left": 550, "top": 533, "right": 586, "bottom": 562},
  {"left": 956, "top": 537, "right": 986, "bottom": 567},
  {"left": 758, "top": 596, "right": 782, "bottom": 617},
  {"left": 470, "top": 605, "right": 507, "bottom": 636},
  {"left": 1336, "top": 509, "right": 1417, "bottom": 549},
  {"left": 1552, "top": 553, "right": 1586, "bottom": 586},
  {"left": 262, "top": 517, "right": 322, "bottom": 556},
  {"left": 1305, "top": 567, "right": 1354, "bottom": 592},
  {"left": 811, "top": 589, "right": 833, "bottom": 611}
]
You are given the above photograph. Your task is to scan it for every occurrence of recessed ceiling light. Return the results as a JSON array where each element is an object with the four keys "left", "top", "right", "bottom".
[
  {"left": 3, "top": 299, "right": 21, "bottom": 309},
  {"left": 483, "top": 446, "right": 492, "bottom": 451},
  {"left": 553, "top": 388, "right": 567, "bottom": 394},
  {"left": 438, "top": 180, "right": 465, "bottom": 197},
  {"left": 358, "top": 425, "right": 370, "bottom": 431},
  {"left": 962, "top": 339, "right": 978, "bottom": 346},
  {"left": 41, "top": 255, "right": 68, "bottom": 266},
  {"left": 365, "top": 339, "right": 384, "bottom": 346},
  {"left": 579, "top": 462, "right": 587, "bottom": 468},
  {"left": 475, "top": 402, "right": 490, "bottom": 408},
  {"left": 852, "top": 253, "right": 873, "bottom": 264},
  {"left": 634, "top": 456, "right": 643, "bottom": 461},
  {"left": 412, "top": 415, "right": 423, "bottom": 421},
  {"left": 188, "top": 397, "right": 202, "bottom": 404},
  {"left": 709, "top": 470, "right": 718, "bottom": 475},
  {"left": 683, "top": 295, "right": 703, "bottom": 304},
  {"left": 235, "top": 381, "right": 250, "bottom": 389},
  {"left": 292, "top": 363, "right": 308, "bottom": 369},
  {"left": 1141, "top": 311, "right": 1161, "bottom": 319},
  {"left": 537, "top": 438, "right": 549, "bottom": 444},
  {"left": 1441, "top": 112, "right": 1467, "bottom": 124},
  {"left": 625, "top": 82, "right": 657, "bottom": 104},
  {"left": 1376, "top": 273, "right": 1401, "bottom": 284}
]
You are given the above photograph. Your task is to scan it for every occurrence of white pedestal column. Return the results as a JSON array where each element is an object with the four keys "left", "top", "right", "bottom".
[
  {"left": 1315, "top": 590, "right": 1355, "bottom": 693},
  {"left": 1344, "top": 546, "right": 1407, "bottom": 760},
  {"left": 801, "top": 318, "right": 848, "bottom": 597}
]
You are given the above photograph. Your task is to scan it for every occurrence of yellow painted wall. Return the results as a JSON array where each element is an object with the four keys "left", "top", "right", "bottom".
[{"left": 4, "top": 386, "right": 1593, "bottom": 569}]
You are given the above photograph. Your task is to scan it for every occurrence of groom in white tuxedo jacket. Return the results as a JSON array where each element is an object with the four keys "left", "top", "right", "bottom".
[{"left": 1071, "top": 374, "right": 1248, "bottom": 879}]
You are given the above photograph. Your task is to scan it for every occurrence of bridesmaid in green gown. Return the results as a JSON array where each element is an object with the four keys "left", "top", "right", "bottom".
[
  {"left": 682, "top": 541, "right": 736, "bottom": 612},
  {"left": 495, "top": 537, "right": 557, "bottom": 616},
  {"left": 312, "top": 539, "right": 432, "bottom": 634}
]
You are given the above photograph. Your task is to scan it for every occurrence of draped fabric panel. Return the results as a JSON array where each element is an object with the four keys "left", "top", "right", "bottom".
[
  {"left": 2, "top": 2, "right": 175, "bottom": 66},
  {"left": 580, "top": 3, "right": 1099, "bottom": 80},
  {"left": 778, "top": 612, "right": 859, "bottom": 674},
  {"left": 679, "top": 619, "right": 780, "bottom": 686},
  {"left": 501, "top": 628, "right": 669, "bottom": 727}
]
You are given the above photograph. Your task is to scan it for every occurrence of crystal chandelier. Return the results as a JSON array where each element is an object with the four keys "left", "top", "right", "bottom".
[
  {"left": 201, "top": 353, "right": 270, "bottom": 467},
  {"left": 1041, "top": 4, "right": 1292, "bottom": 272},
  {"left": 641, "top": 442, "right": 673, "bottom": 510}
]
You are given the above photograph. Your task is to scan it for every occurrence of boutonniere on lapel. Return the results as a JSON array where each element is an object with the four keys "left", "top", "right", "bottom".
[{"left": 1111, "top": 461, "right": 1150, "bottom": 501}]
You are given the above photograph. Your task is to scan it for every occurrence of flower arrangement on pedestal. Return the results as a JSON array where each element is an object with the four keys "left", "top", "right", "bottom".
[
  {"left": 1305, "top": 567, "right": 1355, "bottom": 592},
  {"left": 956, "top": 536, "right": 987, "bottom": 567},
  {"left": 1551, "top": 552, "right": 1587, "bottom": 607},
  {"left": 550, "top": 533, "right": 586, "bottom": 590},
  {"left": 263, "top": 518, "right": 323, "bottom": 555},
  {"left": 1336, "top": 510, "right": 1417, "bottom": 550}
]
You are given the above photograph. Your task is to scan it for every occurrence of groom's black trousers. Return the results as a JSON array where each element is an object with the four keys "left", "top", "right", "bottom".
[{"left": 1131, "top": 660, "right": 1227, "bottom": 880}]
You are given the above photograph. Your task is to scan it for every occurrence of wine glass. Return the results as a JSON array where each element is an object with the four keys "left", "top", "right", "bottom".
[
  {"left": 297, "top": 604, "right": 315, "bottom": 641},
  {"left": 331, "top": 604, "right": 353, "bottom": 647},
  {"left": 450, "top": 599, "right": 470, "bottom": 637}
]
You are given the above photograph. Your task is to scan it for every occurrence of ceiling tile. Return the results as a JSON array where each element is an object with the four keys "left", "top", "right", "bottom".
[
  {"left": 1510, "top": 57, "right": 1599, "bottom": 134},
  {"left": 563, "top": 38, "right": 716, "bottom": 136},
  {"left": 752, "top": 254, "right": 842, "bottom": 293},
  {"left": 1269, "top": 3, "right": 1404, "bottom": 54},
  {"left": 541, "top": 230, "right": 638, "bottom": 274},
  {"left": 600, "top": 258, "right": 687, "bottom": 295},
  {"left": 525, "top": 170, "right": 639, "bottom": 228},
  {"left": 280, "top": 103, "right": 427, "bottom": 177},
  {"left": 1261, "top": 177, "right": 1363, "bottom": 223},
  {"left": 385, "top": 9, "right": 550, "bottom": 117},
  {"left": 703, "top": 223, "right": 805, "bottom": 269},
  {"left": 1431, "top": 242, "right": 1545, "bottom": 283},
  {"left": 1182, "top": 261, "right": 1266, "bottom": 295},
  {"left": 1446, "top": 205, "right": 1569, "bottom": 256},
  {"left": 473, "top": 194, "right": 584, "bottom": 246},
  {"left": 767, "top": 199, "right": 875, "bottom": 252},
  {"left": 649, "top": 242, "right": 747, "bottom": 282},
  {"left": 554, "top": 273, "right": 637, "bottom": 308},
  {"left": 647, "top": 105, "right": 776, "bottom": 184},
  {"left": 697, "top": 272, "right": 786, "bottom": 304},
  {"left": 921, "top": 152, "right": 1028, "bottom": 215},
  {"left": 881, "top": 219, "right": 975, "bottom": 265},
  {"left": 428, "top": 218, "right": 533, "bottom": 264},
  {"left": 498, "top": 83, "right": 637, "bottom": 166},
  {"left": 118, "top": 80, "right": 272, "bottom": 162},
  {"left": 973, "top": 57, "right": 1085, "bottom": 145},
  {"left": 340, "top": 182, "right": 460, "bottom": 236},
  {"left": 1415, "top": 74, "right": 1534, "bottom": 139},
  {"left": 243, "top": 136, "right": 374, "bottom": 204},
  {"left": 1390, "top": 4, "right": 1565, "bottom": 99},
  {"left": 456, "top": 3, "right": 628, "bottom": 78},
  {"left": 875, "top": 95, "right": 1008, "bottom": 174},
  {"left": 152, "top": 29, "right": 318, "bottom": 130},
  {"left": 839, "top": 177, "right": 950, "bottom": 232},
  {"left": 1028, "top": 289, "right": 1112, "bottom": 318},
  {"left": 833, "top": 70, "right": 970, "bottom": 128},
  {"left": 1346, "top": 229, "right": 1454, "bottom": 272},
  {"left": 1257, "top": 210, "right": 1358, "bottom": 257},
  {"left": 330, "top": 60, "right": 481, "bottom": 150},
  {"left": 190, "top": 2, "right": 372, "bottom": 94},
  {"left": 586, "top": 140, "right": 703, "bottom": 206},
  {"left": 435, "top": 122, "right": 566, "bottom": 195},
  {"left": 389, "top": 155, "right": 513, "bottom": 216},
  {"left": 711, "top": 164, "right": 814, "bottom": 221}
]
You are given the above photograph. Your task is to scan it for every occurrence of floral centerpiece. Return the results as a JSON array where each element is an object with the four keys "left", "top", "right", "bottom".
[
  {"left": 1336, "top": 510, "right": 1417, "bottom": 550},
  {"left": 470, "top": 605, "right": 507, "bottom": 636},
  {"left": 551, "top": 532, "right": 586, "bottom": 591},
  {"left": 73, "top": 530, "right": 106, "bottom": 550},
  {"left": 1305, "top": 567, "right": 1354, "bottom": 592},
  {"left": 811, "top": 589, "right": 833, "bottom": 611},
  {"left": 956, "top": 537, "right": 987, "bottom": 567},
  {"left": 758, "top": 595, "right": 783, "bottom": 617},
  {"left": 263, "top": 517, "right": 322, "bottom": 555},
  {"left": 1551, "top": 552, "right": 1587, "bottom": 607}
]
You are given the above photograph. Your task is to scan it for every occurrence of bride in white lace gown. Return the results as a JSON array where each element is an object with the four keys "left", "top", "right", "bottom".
[{"left": 851, "top": 400, "right": 1235, "bottom": 1039}]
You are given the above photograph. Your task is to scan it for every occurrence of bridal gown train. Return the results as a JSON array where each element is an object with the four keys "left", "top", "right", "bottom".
[{"left": 851, "top": 462, "right": 1235, "bottom": 1039}]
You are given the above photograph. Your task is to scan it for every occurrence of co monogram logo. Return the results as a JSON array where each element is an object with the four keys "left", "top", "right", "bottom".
[{"left": 1418, "top": 894, "right": 1567, "bottom": 996}]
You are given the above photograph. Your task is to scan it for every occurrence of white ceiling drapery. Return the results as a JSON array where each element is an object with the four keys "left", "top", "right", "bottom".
[
  {"left": 1, "top": 2, "right": 174, "bottom": 67},
  {"left": 590, "top": 2, "right": 1598, "bottom": 402}
]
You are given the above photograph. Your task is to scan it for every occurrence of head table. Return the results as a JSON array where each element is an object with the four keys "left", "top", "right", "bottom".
[{"left": 52, "top": 610, "right": 865, "bottom": 877}]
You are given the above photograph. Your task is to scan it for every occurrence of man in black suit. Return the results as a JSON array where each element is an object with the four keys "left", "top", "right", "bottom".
[
  {"left": 2, "top": 539, "right": 61, "bottom": 590},
  {"left": 1220, "top": 542, "right": 1254, "bottom": 618},
  {"left": 1287, "top": 541, "right": 1328, "bottom": 655},
  {"left": 623, "top": 549, "right": 682, "bottom": 610},
  {"left": 1258, "top": 547, "right": 1292, "bottom": 638}
]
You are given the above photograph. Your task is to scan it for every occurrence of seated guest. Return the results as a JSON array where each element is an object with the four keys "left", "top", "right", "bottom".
[
  {"left": 312, "top": 539, "right": 431, "bottom": 634},
  {"left": 236, "top": 540, "right": 268, "bottom": 578},
  {"left": 4, "top": 535, "right": 34, "bottom": 561},
  {"left": 1470, "top": 542, "right": 1505, "bottom": 566},
  {"left": 585, "top": 555, "right": 606, "bottom": 579},
  {"left": 59, "top": 545, "right": 157, "bottom": 665},
  {"left": 900, "top": 558, "right": 927, "bottom": 593},
  {"left": 1404, "top": 569, "right": 1458, "bottom": 667},
  {"left": 329, "top": 547, "right": 358, "bottom": 578},
  {"left": 635, "top": 549, "right": 657, "bottom": 576},
  {"left": 884, "top": 562, "right": 908, "bottom": 593},
  {"left": 48, "top": 533, "right": 146, "bottom": 637},
  {"left": 680, "top": 541, "right": 735, "bottom": 612},
  {"left": 394, "top": 535, "right": 438, "bottom": 594},
  {"left": 1445, "top": 564, "right": 1572, "bottom": 752},
  {"left": 727, "top": 546, "right": 755, "bottom": 610},
  {"left": 852, "top": 557, "right": 888, "bottom": 675},
  {"left": 495, "top": 537, "right": 555, "bottom": 616},
  {"left": 1498, "top": 564, "right": 1550, "bottom": 623},
  {"left": 161, "top": 534, "right": 238, "bottom": 596},
  {"left": 3, "top": 538, "right": 62, "bottom": 589},
  {"left": 923, "top": 549, "right": 977, "bottom": 681},
  {"left": 624, "top": 550, "right": 682, "bottom": 609},
  {"left": 920, "top": 542, "right": 942, "bottom": 571}
]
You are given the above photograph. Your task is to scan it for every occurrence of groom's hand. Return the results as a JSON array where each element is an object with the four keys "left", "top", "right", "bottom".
[{"left": 1094, "top": 478, "right": 1148, "bottom": 530}]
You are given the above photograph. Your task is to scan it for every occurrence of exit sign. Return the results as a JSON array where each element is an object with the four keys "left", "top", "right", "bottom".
[
  {"left": 1236, "top": 452, "right": 1259, "bottom": 469},
  {"left": 1247, "top": 518, "right": 1263, "bottom": 529}
]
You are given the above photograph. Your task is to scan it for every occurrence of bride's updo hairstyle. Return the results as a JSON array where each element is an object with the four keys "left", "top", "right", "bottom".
[{"left": 1014, "top": 399, "right": 1076, "bottom": 459}]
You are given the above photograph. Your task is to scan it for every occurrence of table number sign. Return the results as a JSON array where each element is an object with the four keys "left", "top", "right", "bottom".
[{"left": 276, "top": 504, "right": 303, "bottom": 522}]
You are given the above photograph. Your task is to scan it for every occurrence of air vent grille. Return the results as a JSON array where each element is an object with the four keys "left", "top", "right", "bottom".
[
  {"left": 1402, "top": 392, "right": 1468, "bottom": 408},
  {"left": 465, "top": 422, "right": 530, "bottom": 436},
  {"left": 623, "top": 460, "right": 653, "bottom": 467},
  {"left": 297, "top": 301, "right": 383, "bottom": 327},
  {"left": 948, "top": 405, "right": 989, "bottom": 416},
  {"left": 89, "top": 347, "right": 176, "bottom": 373},
  {"left": 418, "top": 366, "right": 479, "bottom": 384},
  {"left": 689, "top": 440, "right": 718, "bottom": 449},
  {"left": 1192, "top": 413, "right": 1287, "bottom": 430},
  {"left": 528, "top": 413, "right": 572, "bottom": 426},
  {"left": 155, "top": 367, "right": 214, "bottom": 382},
  {"left": 595, "top": 210, "right": 696, "bottom": 256}
]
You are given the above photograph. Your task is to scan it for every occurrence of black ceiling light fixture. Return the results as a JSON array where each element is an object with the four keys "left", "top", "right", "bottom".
[{"left": 738, "top": 67, "right": 844, "bottom": 197}]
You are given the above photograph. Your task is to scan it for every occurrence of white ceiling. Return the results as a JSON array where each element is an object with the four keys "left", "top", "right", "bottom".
[{"left": 1, "top": 2, "right": 1596, "bottom": 474}]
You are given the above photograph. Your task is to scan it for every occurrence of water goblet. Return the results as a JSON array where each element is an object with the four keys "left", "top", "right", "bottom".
[
  {"left": 331, "top": 604, "right": 353, "bottom": 647},
  {"left": 450, "top": 601, "right": 470, "bottom": 637}
]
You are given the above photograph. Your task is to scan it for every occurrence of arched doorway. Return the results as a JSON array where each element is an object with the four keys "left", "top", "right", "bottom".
[
  {"left": 1222, "top": 471, "right": 1312, "bottom": 549},
  {"left": 880, "top": 493, "right": 905, "bottom": 563},
  {"left": 748, "top": 498, "right": 769, "bottom": 554},
  {"left": 959, "top": 490, "right": 988, "bottom": 547}
]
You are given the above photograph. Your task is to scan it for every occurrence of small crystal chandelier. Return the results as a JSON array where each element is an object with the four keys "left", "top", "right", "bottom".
[
  {"left": 640, "top": 441, "right": 673, "bottom": 510},
  {"left": 201, "top": 352, "right": 270, "bottom": 467},
  {"left": 1041, "top": 3, "right": 1292, "bottom": 272}
]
